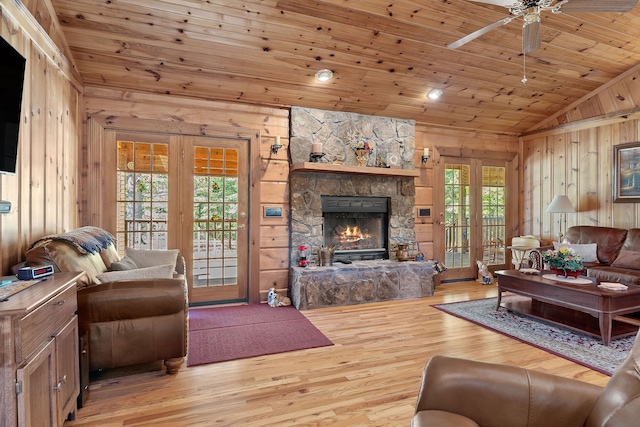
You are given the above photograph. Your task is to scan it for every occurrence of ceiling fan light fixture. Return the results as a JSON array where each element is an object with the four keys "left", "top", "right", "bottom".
[
  {"left": 451, "top": 0, "right": 638, "bottom": 54},
  {"left": 427, "top": 89, "right": 443, "bottom": 100},
  {"left": 315, "top": 69, "right": 333, "bottom": 82},
  {"left": 523, "top": 7, "right": 541, "bottom": 24}
]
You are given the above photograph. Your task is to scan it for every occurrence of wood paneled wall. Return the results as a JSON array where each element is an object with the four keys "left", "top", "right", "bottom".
[
  {"left": 522, "top": 117, "right": 640, "bottom": 241},
  {"left": 0, "top": 2, "right": 82, "bottom": 275},
  {"left": 522, "top": 62, "right": 640, "bottom": 240},
  {"left": 82, "top": 87, "right": 290, "bottom": 299}
]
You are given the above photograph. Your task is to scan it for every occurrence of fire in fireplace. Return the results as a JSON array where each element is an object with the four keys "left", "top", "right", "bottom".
[{"left": 321, "top": 196, "right": 389, "bottom": 261}]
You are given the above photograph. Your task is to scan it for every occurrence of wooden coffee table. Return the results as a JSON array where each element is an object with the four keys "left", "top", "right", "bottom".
[{"left": 495, "top": 270, "right": 640, "bottom": 345}]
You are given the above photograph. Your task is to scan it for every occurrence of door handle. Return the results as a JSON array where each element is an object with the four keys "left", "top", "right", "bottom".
[{"left": 238, "top": 224, "right": 246, "bottom": 230}]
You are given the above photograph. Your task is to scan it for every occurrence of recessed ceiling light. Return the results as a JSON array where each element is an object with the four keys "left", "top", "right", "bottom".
[
  {"left": 315, "top": 69, "right": 334, "bottom": 82},
  {"left": 427, "top": 89, "right": 443, "bottom": 100}
]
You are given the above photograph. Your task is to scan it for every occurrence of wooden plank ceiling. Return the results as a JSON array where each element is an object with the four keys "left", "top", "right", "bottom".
[{"left": 40, "top": 0, "right": 640, "bottom": 134}]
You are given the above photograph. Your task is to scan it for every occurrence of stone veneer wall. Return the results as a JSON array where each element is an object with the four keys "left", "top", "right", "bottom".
[
  {"left": 289, "top": 107, "right": 417, "bottom": 266},
  {"left": 290, "top": 107, "right": 416, "bottom": 168}
]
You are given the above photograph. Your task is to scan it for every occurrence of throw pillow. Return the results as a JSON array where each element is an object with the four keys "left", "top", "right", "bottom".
[
  {"left": 109, "top": 255, "right": 138, "bottom": 271},
  {"left": 553, "top": 242, "right": 598, "bottom": 263},
  {"left": 96, "top": 264, "right": 175, "bottom": 283},
  {"left": 125, "top": 247, "right": 179, "bottom": 269},
  {"left": 611, "top": 250, "right": 640, "bottom": 270}
]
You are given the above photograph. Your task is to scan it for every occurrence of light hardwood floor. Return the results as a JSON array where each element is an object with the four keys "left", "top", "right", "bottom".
[{"left": 66, "top": 281, "right": 611, "bottom": 426}]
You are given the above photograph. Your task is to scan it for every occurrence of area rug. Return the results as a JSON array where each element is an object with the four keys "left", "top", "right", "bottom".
[
  {"left": 187, "top": 304, "right": 333, "bottom": 367},
  {"left": 432, "top": 296, "right": 636, "bottom": 375}
]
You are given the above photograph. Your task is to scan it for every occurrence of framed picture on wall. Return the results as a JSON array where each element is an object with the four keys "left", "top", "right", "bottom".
[{"left": 614, "top": 142, "right": 640, "bottom": 203}]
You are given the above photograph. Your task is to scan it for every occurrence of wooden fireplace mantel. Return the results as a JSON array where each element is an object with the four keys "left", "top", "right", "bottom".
[{"left": 290, "top": 162, "right": 420, "bottom": 177}]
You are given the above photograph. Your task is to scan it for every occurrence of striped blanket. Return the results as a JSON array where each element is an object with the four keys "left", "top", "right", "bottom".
[{"left": 29, "top": 226, "right": 116, "bottom": 254}]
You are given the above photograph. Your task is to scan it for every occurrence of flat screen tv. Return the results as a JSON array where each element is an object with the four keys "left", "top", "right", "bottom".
[{"left": 0, "top": 37, "right": 26, "bottom": 175}]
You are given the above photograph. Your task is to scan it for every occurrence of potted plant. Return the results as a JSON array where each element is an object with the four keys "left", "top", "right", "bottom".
[{"left": 542, "top": 247, "right": 585, "bottom": 278}]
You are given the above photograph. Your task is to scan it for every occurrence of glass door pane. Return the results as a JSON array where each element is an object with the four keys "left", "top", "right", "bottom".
[
  {"left": 185, "top": 136, "right": 249, "bottom": 304},
  {"left": 192, "top": 147, "right": 239, "bottom": 287},
  {"left": 481, "top": 166, "right": 506, "bottom": 266},
  {"left": 116, "top": 138, "right": 170, "bottom": 256},
  {"left": 444, "top": 163, "right": 471, "bottom": 269}
]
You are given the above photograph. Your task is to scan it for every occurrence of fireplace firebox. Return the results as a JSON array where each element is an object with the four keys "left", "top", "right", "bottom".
[{"left": 321, "top": 196, "right": 389, "bottom": 261}]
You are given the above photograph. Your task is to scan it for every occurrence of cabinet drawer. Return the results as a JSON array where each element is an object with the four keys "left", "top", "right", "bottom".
[{"left": 16, "top": 285, "right": 77, "bottom": 364}]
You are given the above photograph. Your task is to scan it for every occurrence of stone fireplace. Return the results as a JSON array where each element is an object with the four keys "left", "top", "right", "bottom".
[
  {"left": 289, "top": 107, "right": 417, "bottom": 266},
  {"left": 287, "top": 107, "right": 435, "bottom": 309},
  {"left": 290, "top": 174, "right": 415, "bottom": 265}
]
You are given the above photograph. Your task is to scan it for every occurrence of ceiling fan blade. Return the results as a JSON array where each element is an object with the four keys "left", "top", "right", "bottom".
[
  {"left": 560, "top": 0, "right": 638, "bottom": 13},
  {"left": 522, "top": 21, "right": 541, "bottom": 54},
  {"left": 468, "top": 0, "right": 515, "bottom": 6},
  {"left": 447, "top": 17, "right": 513, "bottom": 49}
]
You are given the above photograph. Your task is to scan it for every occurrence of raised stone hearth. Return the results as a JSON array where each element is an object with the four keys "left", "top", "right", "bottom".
[{"left": 290, "top": 261, "right": 435, "bottom": 310}]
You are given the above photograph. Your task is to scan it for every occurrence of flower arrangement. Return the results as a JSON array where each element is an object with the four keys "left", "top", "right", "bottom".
[
  {"left": 542, "top": 247, "right": 584, "bottom": 275},
  {"left": 352, "top": 137, "right": 373, "bottom": 154},
  {"left": 352, "top": 138, "right": 374, "bottom": 165}
]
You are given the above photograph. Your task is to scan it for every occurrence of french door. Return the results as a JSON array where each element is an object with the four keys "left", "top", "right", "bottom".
[
  {"left": 438, "top": 157, "right": 509, "bottom": 281},
  {"left": 114, "top": 132, "right": 250, "bottom": 305},
  {"left": 181, "top": 136, "right": 249, "bottom": 304}
]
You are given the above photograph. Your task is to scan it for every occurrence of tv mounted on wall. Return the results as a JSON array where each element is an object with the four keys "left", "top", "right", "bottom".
[{"left": 0, "top": 36, "right": 26, "bottom": 175}]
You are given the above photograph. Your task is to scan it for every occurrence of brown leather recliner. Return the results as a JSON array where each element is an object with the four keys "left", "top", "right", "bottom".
[
  {"left": 412, "top": 329, "right": 640, "bottom": 427},
  {"left": 77, "top": 278, "right": 187, "bottom": 374},
  {"left": 25, "top": 226, "right": 188, "bottom": 374}
]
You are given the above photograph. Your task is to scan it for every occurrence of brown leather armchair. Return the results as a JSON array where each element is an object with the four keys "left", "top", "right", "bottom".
[
  {"left": 25, "top": 227, "right": 188, "bottom": 374},
  {"left": 412, "top": 330, "right": 640, "bottom": 427},
  {"left": 77, "top": 278, "right": 187, "bottom": 374}
]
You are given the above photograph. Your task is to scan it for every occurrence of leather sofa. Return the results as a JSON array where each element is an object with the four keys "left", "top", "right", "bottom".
[
  {"left": 25, "top": 226, "right": 188, "bottom": 374},
  {"left": 560, "top": 225, "right": 640, "bottom": 285},
  {"left": 411, "top": 329, "right": 640, "bottom": 427}
]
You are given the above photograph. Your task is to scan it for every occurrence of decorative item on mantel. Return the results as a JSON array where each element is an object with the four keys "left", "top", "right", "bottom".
[
  {"left": 309, "top": 142, "right": 325, "bottom": 162},
  {"left": 542, "top": 247, "right": 585, "bottom": 278},
  {"left": 352, "top": 137, "right": 374, "bottom": 166}
]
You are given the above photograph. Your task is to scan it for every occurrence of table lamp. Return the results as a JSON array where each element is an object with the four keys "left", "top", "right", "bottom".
[{"left": 546, "top": 195, "right": 575, "bottom": 241}]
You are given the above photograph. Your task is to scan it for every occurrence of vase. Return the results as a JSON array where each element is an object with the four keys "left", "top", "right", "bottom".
[
  {"left": 354, "top": 149, "right": 368, "bottom": 166},
  {"left": 550, "top": 267, "right": 584, "bottom": 278}
]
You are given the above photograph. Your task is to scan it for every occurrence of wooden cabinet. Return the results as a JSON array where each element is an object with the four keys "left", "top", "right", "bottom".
[{"left": 0, "top": 272, "right": 84, "bottom": 427}]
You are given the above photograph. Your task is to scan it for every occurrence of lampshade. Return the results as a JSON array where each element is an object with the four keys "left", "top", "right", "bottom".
[{"left": 546, "top": 195, "right": 576, "bottom": 213}]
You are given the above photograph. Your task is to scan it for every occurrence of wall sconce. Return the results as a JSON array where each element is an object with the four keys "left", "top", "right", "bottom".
[
  {"left": 271, "top": 136, "right": 283, "bottom": 155},
  {"left": 421, "top": 147, "right": 430, "bottom": 164}
]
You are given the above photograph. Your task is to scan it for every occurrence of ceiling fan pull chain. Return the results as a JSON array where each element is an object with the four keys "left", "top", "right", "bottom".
[{"left": 522, "top": 52, "right": 528, "bottom": 84}]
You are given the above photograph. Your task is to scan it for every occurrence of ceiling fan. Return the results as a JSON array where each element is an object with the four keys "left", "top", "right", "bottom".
[{"left": 448, "top": 0, "right": 639, "bottom": 54}]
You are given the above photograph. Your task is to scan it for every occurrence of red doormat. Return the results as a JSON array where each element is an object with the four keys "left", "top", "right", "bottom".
[{"left": 187, "top": 304, "right": 333, "bottom": 367}]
